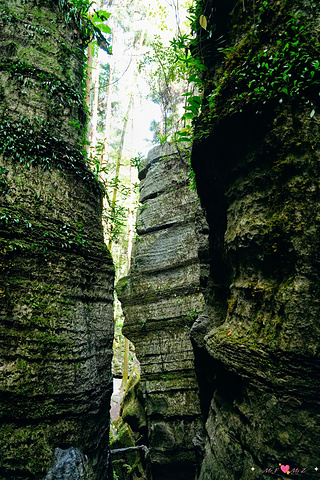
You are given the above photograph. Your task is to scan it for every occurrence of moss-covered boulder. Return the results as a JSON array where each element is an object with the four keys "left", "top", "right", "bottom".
[
  {"left": 110, "top": 419, "right": 147, "bottom": 480},
  {"left": 120, "top": 368, "right": 147, "bottom": 436}
]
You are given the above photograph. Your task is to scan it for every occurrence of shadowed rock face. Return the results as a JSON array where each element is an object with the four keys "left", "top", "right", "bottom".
[
  {"left": 0, "top": 1, "right": 114, "bottom": 479},
  {"left": 117, "top": 144, "right": 209, "bottom": 480},
  {"left": 190, "top": 0, "right": 320, "bottom": 478},
  {"left": 44, "top": 448, "right": 94, "bottom": 480}
]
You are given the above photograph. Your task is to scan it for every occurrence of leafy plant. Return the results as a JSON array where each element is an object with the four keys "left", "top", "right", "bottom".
[
  {"left": 142, "top": 36, "right": 188, "bottom": 141},
  {"left": 207, "top": 10, "right": 320, "bottom": 116},
  {"left": 169, "top": 26, "right": 206, "bottom": 143},
  {"left": 58, "top": 0, "right": 112, "bottom": 53}
]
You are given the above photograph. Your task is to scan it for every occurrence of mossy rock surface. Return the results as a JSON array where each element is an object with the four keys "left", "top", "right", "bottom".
[
  {"left": 118, "top": 145, "right": 206, "bottom": 480},
  {"left": 0, "top": 2, "right": 114, "bottom": 479},
  {"left": 190, "top": 0, "right": 320, "bottom": 478},
  {"left": 120, "top": 369, "right": 147, "bottom": 434},
  {"left": 110, "top": 420, "right": 147, "bottom": 480}
]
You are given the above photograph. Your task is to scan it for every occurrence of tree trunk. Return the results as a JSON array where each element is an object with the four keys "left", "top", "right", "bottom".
[
  {"left": 121, "top": 337, "right": 130, "bottom": 389},
  {"left": 89, "top": 0, "right": 104, "bottom": 159},
  {"left": 101, "top": 28, "right": 115, "bottom": 169},
  {"left": 107, "top": 92, "right": 134, "bottom": 249},
  {"left": 106, "top": 32, "right": 143, "bottom": 249},
  {"left": 120, "top": 161, "right": 135, "bottom": 389}
]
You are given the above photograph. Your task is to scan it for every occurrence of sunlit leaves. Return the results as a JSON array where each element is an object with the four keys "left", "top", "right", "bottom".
[
  {"left": 92, "top": 10, "right": 112, "bottom": 35},
  {"left": 58, "top": 0, "right": 112, "bottom": 53},
  {"left": 199, "top": 15, "right": 207, "bottom": 30}
]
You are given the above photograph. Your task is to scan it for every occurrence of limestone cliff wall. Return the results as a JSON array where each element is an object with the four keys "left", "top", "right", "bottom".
[
  {"left": 117, "top": 144, "right": 208, "bottom": 480},
  {"left": 0, "top": 2, "right": 114, "bottom": 479},
  {"left": 190, "top": 0, "right": 320, "bottom": 478}
]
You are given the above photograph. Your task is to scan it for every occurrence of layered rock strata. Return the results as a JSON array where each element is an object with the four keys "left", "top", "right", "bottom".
[
  {"left": 0, "top": 2, "right": 114, "bottom": 479},
  {"left": 117, "top": 144, "right": 208, "bottom": 480},
  {"left": 190, "top": 0, "right": 320, "bottom": 478}
]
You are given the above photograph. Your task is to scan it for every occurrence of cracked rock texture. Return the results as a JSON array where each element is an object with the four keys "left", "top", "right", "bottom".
[{"left": 117, "top": 144, "right": 209, "bottom": 480}]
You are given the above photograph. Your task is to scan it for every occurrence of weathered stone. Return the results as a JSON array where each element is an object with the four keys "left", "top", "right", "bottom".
[
  {"left": 110, "top": 419, "right": 147, "bottom": 480},
  {"left": 118, "top": 144, "right": 208, "bottom": 480},
  {"left": 44, "top": 448, "right": 94, "bottom": 480},
  {"left": 190, "top": 0, "right": 320, "bottom": 478},
  {"left": 0, "top": 2, "right": 114, "bottom": 479},
  {"left": 120, "top": 368, "right": 147, "bottom": 435}
]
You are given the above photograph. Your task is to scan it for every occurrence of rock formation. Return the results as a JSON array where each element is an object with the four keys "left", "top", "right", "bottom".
[
  {"left": 117, "top": 144, "right": 208, "bottom": 480},
  {"left": 190, "top": 0, "right": 320, "bottom": 478},
  {"left": 44, "top": 448, "right": 94, "bottom": 480},
  {"left": 0, "top": 2, "right": 114, "bottom": 479},
  {"left": 119, "top": 1, "right": 320, "bottom": 479}
]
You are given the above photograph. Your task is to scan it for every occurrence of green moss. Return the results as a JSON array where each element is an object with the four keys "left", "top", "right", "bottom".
[
  {"left": 0, "top": 422, "right": 53, "bottom": 477},
  {"left": 196, "top": 1, "right": 320, "bottom": 138},
  {"left": 0, "top": 2, "right": 114, "bottom": 478},
  {"left": 0, "top": 206, "right": 95, "bottom": 255},
  {"left": 110, "top": 420, "right": 145, "bottom": 480},
  {"left": 0, "top": 58, "right": 83, "bottom": 104}
]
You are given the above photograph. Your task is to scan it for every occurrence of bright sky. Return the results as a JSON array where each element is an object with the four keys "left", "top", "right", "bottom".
[
  {"left": 97, "top": 0, "right": 191, "bottom": 158},
  {"left": 131, "top": 99, "right": 162, "bottom": 157}
]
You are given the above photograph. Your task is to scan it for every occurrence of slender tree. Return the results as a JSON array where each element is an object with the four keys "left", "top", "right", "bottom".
[{"left": 120, "top": 159, "right": 136, "bottom": 389}]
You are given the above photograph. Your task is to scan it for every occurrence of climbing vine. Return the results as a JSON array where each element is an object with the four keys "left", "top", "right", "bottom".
[
  {"left": 0, "top": 116, "right": 100, "bottom": 188},
  {"left": 0, "top": 206, "right": 94, "bottom": 256},
  {"left": 0, "top": 59, "right": 83, "bottom": 106}
]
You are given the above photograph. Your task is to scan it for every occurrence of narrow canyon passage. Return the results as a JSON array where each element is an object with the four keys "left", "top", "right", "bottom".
[{"left": 1, "top": 0, "right": 320, "bottom": 479}]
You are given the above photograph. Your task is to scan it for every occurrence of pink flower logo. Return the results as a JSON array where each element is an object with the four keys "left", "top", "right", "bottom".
[{"left": 280, "top": 464, "right": 290, "bottom": 474}]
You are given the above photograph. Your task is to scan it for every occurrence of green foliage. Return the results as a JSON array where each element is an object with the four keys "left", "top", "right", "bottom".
[
  {"left": 103, "top": 200, "right": 128, "bottom": 245},
  {"left": 0, "top": 166, "right": 9, "bottom": 194},
  {"left": 1, "top": 1, "right": 111, "bottom": 53},
  {"left": 58, "top": 0, "right": 112, "bottom": 53},
  {"left": 0, "top": 116, "right": 99, "bottom": 190},
  {"left": 0, "top": 207, "right": 90, "bottom": 255},
  {"left": 187, "top": 0, "right": 206, "bottom": 35},
  {"left": 168, "top": 21, "right": 206, "bottom": 143},
  {"left": 142, "top": 36, "right": 188, "bottom": 140},
  {"left": 207, "top": 10, "right": 320, "bottom": 116},
  {"left": 0, "top": 58, "right": 83, "bottom": 106},
  {"left": 0, "top": 4, "right": 95, "bottom": 179},
  {"left": 142, "top": 25, "right": 206, "bottom": 145},
  {"left": 86, "top": 142, "right": 139, "bottom": 246},
  {"left": 130, "top": 154, "right": 143, "bottom": 170}
]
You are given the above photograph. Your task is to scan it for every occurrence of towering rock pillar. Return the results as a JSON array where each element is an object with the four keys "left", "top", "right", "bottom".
[
  {"left": 190, "top": 0, "right": 320, "bottom": 478},
  {"left": 118, "top": 144, "right": 208, "bottom": 480},
  {"left": 0, "top": 2, "right": 114, "bottom": 479}
]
